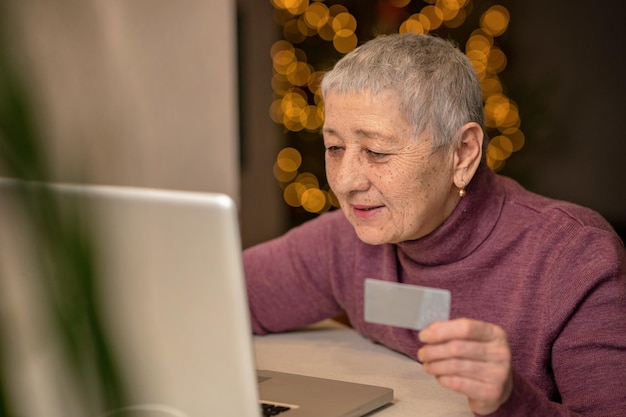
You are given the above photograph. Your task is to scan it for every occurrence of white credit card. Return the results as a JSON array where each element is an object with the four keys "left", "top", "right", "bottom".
[{"left": 364, "top": 278, "right": 451, "bottom": 330}]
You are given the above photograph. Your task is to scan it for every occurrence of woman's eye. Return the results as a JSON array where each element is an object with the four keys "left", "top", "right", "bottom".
[
  {"left": 366, "top": 149, "right": 388, "bottom": 159},
  {"left": 325, "top": 146, "right": 344, "bottom": 155}
]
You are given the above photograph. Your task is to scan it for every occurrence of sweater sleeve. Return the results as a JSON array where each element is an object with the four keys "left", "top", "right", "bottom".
[
  {"left": 486, "top": 371, "right": 572, "bottom": 417},
  {"left": 548, "top": 228, "right": 626, "bottom": 416},
  {"left": 489, "top": 227, "right": 626, "bottom": 417},
  {"left": 243, "top": 212, "right": 347, "bottom": 334}
]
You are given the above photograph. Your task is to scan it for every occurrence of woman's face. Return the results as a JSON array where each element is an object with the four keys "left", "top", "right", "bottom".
[{"left": 323, "top": 89, "right": 461, "bottom": 245}]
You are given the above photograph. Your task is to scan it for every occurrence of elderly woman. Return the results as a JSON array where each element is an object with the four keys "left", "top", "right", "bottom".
[{"left": 244, "top": 33, "right": 626, "bottom": 416}]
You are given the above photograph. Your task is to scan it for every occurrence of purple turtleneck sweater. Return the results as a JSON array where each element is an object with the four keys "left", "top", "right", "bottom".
[{"left": 243, "top": 164, "right": 626, "bottom": 417}]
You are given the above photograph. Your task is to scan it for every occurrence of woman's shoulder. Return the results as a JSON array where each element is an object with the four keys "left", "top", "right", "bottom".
[{"left": 497, "top": 174, "right": 619, "bottom": 239}]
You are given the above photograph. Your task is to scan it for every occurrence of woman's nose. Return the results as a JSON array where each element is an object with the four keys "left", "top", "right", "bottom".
[{"left": 329, "top": 152, "right": 369, "bottom": 194}]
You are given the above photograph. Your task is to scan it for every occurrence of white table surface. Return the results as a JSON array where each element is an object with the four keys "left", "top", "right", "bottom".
[{"left": 253, "top": 320, "right": 473, "bottom": 417}]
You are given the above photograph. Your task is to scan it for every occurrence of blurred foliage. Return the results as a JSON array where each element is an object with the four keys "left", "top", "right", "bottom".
[{"left": 0, "top": 2, "right": 128, "bottom": 415}]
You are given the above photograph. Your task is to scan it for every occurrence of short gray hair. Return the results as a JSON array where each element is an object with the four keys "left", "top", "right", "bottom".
[{"left": 321, "top": 33, "right": 485, "bottom": 150}]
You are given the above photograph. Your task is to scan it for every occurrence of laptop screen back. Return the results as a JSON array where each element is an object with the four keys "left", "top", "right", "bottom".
[{"left": 0, "top": 180, "right": 260, "bottom": 417}]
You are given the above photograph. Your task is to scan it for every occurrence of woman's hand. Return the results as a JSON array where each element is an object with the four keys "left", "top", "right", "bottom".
[{"left": 418, "top": 318, "right": 513, "bottom": 415}]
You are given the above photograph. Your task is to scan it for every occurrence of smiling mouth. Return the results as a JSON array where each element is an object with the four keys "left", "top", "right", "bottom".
[
  {"left": 352, "top": 204, "right": 384, "bottom": 218},
  {"left": 353, "top": 204, "right": 382, "bottom": 210}
]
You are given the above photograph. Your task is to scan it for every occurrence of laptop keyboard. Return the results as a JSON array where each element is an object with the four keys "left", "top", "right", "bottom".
[{"left": 261, "top": 402, "right": 291, "bottom": 416}]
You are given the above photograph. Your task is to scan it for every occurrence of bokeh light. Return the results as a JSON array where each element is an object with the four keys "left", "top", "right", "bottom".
[
  {"left": 480, "top": 5, "right": 510, "bottom": 37},
  {"left": 276, "top": 147, "right": 302, "bottom": 172},
  {"left": 421, "top": 6, "right": 444, "bottom": 31},
  {"left": 400, "top": 13, "right": 430, "bottom": 34},
  {"left": 303, "top": 2, "right": 330, "bottom": 30}
]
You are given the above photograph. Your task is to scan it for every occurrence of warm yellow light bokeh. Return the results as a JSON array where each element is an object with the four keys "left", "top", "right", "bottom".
[
  {"left": 421, "top": 6, "right": 444, "bottom": 30},
  {"left": 272, "top": 0, "right": 309, "bottom": 16},
  {"left": 301, "top": 188, "right": 327, "bottom": 213},
  {"left": 333, "top": 32, "right": 358, "bottom": 54},
  {"left": 487, "top": 47, "right": 507, "bottom": 74},
  {"left": 277, "top": 147, "right": 302, "bottom": 172},
  {"left": 400, "top": 13, "right": 431, "bottom": 34},
  {"left": 303, "top": 2, "right": 330, "bottom": 29},
  {"left": 286, "top": 61, "right": 313, "bottom": 86},
  {"left": 480, "top": 5, "right": 510, "bottom": 37},
  {"left": 332, "top": 12, "right": 357, "bottom": 33},
  {"left": 444, "top": 8, "right": 466, "bottom": 28},
  {"left": 390, "top": 0, "right": 411, "bottom": 7}
]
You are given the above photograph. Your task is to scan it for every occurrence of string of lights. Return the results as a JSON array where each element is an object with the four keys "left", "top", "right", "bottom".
[{"left": 269, "top": 0, "right": 524, "bottom": 215}]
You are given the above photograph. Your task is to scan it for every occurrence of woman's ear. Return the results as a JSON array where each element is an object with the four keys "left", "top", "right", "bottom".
[{"left": 453, "top": 122, "right": 484, "bottom": 189}]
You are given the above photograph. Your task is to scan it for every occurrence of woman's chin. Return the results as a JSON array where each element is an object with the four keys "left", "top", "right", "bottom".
[{"left": 354, "top": 228, "right": 393, "bottom": 246}]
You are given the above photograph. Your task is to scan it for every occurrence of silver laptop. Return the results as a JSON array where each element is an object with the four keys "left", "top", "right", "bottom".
[{"left": 0, "top": 179, "right": 393, "bottom": 417}]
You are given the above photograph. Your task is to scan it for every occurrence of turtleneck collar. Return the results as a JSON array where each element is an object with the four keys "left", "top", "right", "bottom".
[{"left": 396, "top": 163, "right": 505, "bottom": 266}]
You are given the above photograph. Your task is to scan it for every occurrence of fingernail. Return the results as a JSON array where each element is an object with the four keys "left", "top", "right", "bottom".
[{"left": 418, "top": 329, "right": 427, "bottom": 342}]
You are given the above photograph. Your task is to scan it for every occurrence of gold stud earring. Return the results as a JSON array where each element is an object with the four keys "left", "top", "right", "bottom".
[{"left": 458, "top": 180, "right": 466, "bottom": 198}]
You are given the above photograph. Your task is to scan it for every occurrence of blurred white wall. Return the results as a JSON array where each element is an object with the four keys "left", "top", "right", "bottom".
[{"left": 4, "top": 0, "right": 239, "bottom": 200}]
